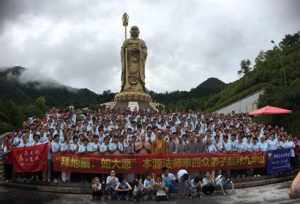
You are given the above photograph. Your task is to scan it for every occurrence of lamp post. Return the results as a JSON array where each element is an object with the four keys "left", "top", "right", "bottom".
[{"left": 270, "top": 40, "right": 288, "bottom": 86}]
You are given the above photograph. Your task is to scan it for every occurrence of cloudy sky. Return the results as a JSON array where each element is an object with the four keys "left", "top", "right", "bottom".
[{"left": 0, "top": 0, "right": 299, "bottom": 93}]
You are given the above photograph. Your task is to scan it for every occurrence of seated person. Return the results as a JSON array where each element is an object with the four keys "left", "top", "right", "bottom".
[
  {"left": 143, "top": 173, "right": 155, "bottom": 200},
  {"left": 162, "top": 167, "right": 177, "bottom": 193},
  {"left": 132, "top": 175, "right": 144, "bottom": 201},
  {"left": 91, "top": 177, "right": 102, "bottom": 200},
  {"left": 105, "top": 170, "right": 119, "bottom": 199},
  {"left": 201, "top": 173, "right": 215, "bottom": 196},
  {"left": 115, "top": 176, "right": 132, "bottom": 200},
  {"left": 190, "top": 176, "right": 202, "bottom": 198},
  {"left": 154, "top": 177, "right": 169, "bottom": 201}
]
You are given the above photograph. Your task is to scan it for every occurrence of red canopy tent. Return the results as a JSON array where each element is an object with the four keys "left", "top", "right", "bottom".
[{"left": 249, "top": 105, "right": 292, "bottom": 116}]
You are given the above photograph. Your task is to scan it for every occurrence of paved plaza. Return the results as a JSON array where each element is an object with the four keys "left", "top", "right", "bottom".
[{"left": 0, "top": 181, "right": 300, "bottom": 204}]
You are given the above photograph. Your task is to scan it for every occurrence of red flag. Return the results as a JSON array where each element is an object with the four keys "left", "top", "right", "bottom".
[{"left": 11, "top": 143, "right": 48, "bottom": 173}]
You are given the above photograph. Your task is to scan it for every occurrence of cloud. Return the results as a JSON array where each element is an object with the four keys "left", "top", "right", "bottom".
[{"left": 0, "top": 0, "right": 299, "bottom": 93}]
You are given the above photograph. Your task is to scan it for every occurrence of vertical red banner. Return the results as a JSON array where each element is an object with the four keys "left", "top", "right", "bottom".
[{"left": 11, "top": 143, "right": 48, "bottom": 173}]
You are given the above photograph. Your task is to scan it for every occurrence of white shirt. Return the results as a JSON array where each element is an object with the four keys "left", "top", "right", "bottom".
[
  {"left": 70, "top": 142, "right": 78, "bottom": 152},
  {"left": 13, "top": 137, "right": 22, "bottom": 147},
  {"left": 108, "top": 142, "right": 117, "bottom": 152},
  {"left": 224, "top": 141, "right": 232, "bottom": 152},
  {"left": 78, "top": 144, "right": 87, "bottom": 153},
  {"left": 284, "top": 141, "right": 295, "bottom": 157},
  {"left": 87, "top": 143, "right": 98, "bottom": 152},
  {"left": 51, "top": 142, "right": 60, "bottom": 153},
  {"left": 208, "top": 144, "right": 217, "bottom": 152},
  {"left": 267, "top": 139, "right": 278, "bottom": 151},
  {"left": 60, "top": 143, "right": 70, "bottom": 152},
  {"left": 259, "top": 142, "right": 268, "bottom": 152},
  {"left": 99, "top": 143, "right": 108, "bottom": 153}
]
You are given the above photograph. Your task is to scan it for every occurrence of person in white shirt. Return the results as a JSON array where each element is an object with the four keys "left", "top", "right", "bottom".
[
  {"left": 77, "top": 138, "right": 88, "bottom": 153},
  {"left": 60, "top": 137, "right": 71, "bottom": 183},
  {"left": 33, "top": 134, "right": 41, "bottom": 146},
  {"left": 87, "top": 136, "right": 99, "bottom": 152},
  {"left": 223, "top": 136, "right": 231, "bottom": 152},
  {"left": 12, "top": 133, "right": 22, "bottom": 147},
  {"left": 207, "top": 139, "right": 218, "bottom": 153},
  {"left": 117, "top": 137, "right": 124, "bottom": 153},
  {"left": 252, "top": 138, "right": 260, "bottom": 152},
  {"left": 284, "top": 136, "right": 296, "bottom": 168},
  {"left": 267, "top": 136, "right": 278, "bottom": 151},
  {"left": 235, "top": 138, "right": 244, "bottom": 152},
  {"left": 258, "top": 137, "right": 268, "bottom": 152},
  {"left": 108, "top": 137, "right": 118, "bottom": 153},
  {"left": 51, "top": 135, "right": 60, "bottom": 183},
  {"left": 70, "top": 137, "right": 79, "bottom": 152},
  {"left": 106, "top": 170, "right": 120, "bottom": 198},
  {"left": 99, "top": 137, "right": 109, "bottom": 153}
]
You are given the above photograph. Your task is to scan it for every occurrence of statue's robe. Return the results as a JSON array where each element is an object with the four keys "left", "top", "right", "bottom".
[{"left": 121, "top": 38, "right": 147, "bottom": 92}]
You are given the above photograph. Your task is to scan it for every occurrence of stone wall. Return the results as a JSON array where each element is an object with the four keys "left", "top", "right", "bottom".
[{"left": 216, "top": 90, "right": 264, "bottom": 114}]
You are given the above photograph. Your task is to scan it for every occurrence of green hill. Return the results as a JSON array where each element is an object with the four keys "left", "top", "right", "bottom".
[
  {"left": 150, "top": 77, "right": 226, "bottom": 111},
  {"left": 0, "top": 66, "right": 100, "bottom": 107},
  {"left": 202, "top": 31, "right": 300, "bottom": 134}
]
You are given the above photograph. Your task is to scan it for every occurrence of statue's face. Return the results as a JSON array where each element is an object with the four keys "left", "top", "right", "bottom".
[{"left": 130, "top": 26, "right": 139, "bottom": 38}]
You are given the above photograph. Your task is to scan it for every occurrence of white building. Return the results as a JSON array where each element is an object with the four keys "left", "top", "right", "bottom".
[{"left": 216, "top": 90, "right": 264, "bottom": 114}]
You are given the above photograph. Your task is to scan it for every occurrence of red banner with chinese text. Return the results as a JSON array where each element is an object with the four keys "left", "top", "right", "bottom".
[
  {"left": 11, "top": 144, "right": 48, "bottom": 173},
  {"left": 53, "top": 151, "right": 265, "bottom": 174}
]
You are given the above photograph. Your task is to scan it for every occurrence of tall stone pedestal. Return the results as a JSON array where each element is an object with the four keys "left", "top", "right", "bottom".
[{"left": 113, "top": 91, "right": 155, "bottom": 111}]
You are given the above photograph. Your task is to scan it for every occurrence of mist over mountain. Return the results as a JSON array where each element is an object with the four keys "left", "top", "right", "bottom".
[
  {"left": 0, "top": 66, "right": 99, "bottom": 107},
  {"left": 0, "top": 66, "right": 226, "bottom": 109}
]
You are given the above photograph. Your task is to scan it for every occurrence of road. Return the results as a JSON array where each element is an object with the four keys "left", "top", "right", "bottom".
[{"left": 0, "top": 181, "right": 299, "bottom": 204}]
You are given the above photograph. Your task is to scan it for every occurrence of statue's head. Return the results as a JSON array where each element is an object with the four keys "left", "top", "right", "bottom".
[{"left": 130, "top": 26, "right": 139, "bottom": 39}]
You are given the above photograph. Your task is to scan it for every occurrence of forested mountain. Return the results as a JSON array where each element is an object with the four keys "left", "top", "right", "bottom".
[
  {"left": 0, "top": 66, "right": 100, "bottom": 107},
  {"left": 150, "top": 78, "right": 226, "bottom": 111}
]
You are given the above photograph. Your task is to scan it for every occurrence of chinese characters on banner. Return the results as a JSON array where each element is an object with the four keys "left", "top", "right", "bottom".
[
  {"left": 11, "top": 143, "right": 48, "bottom": 173},
  {"left": 53, "top": 152, "right": 265, "bottom": 173},
  {"left": 266, "top": 148, "right": 292, "bottom": 175}
]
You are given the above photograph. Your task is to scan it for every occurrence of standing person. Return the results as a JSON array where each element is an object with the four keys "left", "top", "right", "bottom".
[
  {"left": 168, "top": 133, "right": 178, "bottom": 153},
  {"left": 284, "top": 136, "right": 296, "bottom": 169},
  {"left": 99, "top": 137, "right": 109, "bottom": 154},
  {"left": 77, "top": 138, "right": 88, "bottom": 153},
  {"left": 50, "top": 134, "right": 60, "bottom": 183},
  {"left": 152, "top": 131, "right": 167, "bottom": 153},
  {"left": 87, "top": 135, "right": 99, "bottom": 153},
  {"left": 60, "top": 137, "right": 71, "bottom": 183}
]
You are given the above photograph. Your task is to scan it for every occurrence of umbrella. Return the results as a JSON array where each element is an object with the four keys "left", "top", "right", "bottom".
[{"left": 249, "top": 105, "right": 292, "bottom": 116}]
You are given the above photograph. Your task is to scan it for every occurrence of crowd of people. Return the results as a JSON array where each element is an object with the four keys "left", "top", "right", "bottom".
[
  {"left": 90, "top": 168, "right": 233, "bottom": 201},
  {"left": 0, "top": 107, "right": 299, "bottom": 185},
  {"left": 1, "top": 107, "right": 298, "bottom": 155}
]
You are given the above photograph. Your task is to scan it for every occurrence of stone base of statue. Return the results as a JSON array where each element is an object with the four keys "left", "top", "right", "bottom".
[{"left": 113, "top": 91, "right": 156, "bottom": 111}]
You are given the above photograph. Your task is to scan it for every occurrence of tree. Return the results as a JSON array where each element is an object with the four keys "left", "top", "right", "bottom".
[
  {"left": 237, "top": 59, "right": 252, "bottom": 76},
  {"left": 35, "top": 96, "right": 47, "bottom": 117}
]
